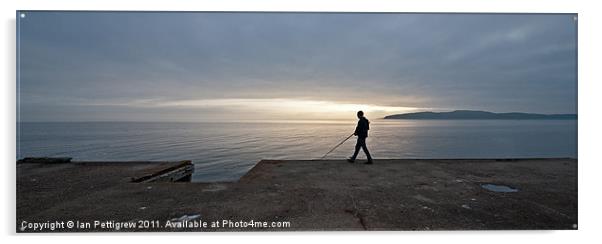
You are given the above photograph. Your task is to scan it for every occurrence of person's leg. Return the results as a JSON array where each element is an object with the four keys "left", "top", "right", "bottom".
[
  {"left": 362, "top": 144, "right": 372, "bottom": 163},
  {"left": 350, "top": 137, "right": 361, "bottom": 161},
  {"left": 361, "top": 138, "right": 373, "bottom": 163}
]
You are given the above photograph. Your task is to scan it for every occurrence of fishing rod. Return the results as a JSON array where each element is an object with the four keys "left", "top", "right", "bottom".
[{"left": 320, "top": 133, "right": 354, "bottom": 159}]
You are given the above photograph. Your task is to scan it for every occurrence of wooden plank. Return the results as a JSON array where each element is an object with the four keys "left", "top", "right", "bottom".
[{"left": 131, "top": 160, "right": 194, "bottom": 183}]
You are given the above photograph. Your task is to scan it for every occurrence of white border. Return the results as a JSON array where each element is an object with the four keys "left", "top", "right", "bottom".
[{"left": 2, "top": 0, "right": 601, "bottom": 244}]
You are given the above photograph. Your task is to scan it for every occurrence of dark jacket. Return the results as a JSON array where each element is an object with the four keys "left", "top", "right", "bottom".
[{"left": 354, "top": 117, "right": 370, "bottom": 138}]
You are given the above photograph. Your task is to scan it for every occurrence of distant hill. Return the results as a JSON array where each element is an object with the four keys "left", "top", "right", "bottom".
[{"left": 384, "top": 110, "right": 577, "bottom": 120}]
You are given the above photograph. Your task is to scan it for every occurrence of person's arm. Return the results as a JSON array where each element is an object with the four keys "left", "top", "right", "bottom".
[{"left": 354, "top": 121, "right": 360, "bottom": 136}]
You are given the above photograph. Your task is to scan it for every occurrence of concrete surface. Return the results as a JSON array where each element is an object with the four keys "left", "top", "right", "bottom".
[{"left": 17, "top": 158, "right": 577, "bottom": 232}]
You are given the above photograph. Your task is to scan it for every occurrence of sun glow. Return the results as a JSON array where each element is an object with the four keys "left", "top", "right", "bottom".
[
  {"left": 153, "top": 98, "right": 422, "bottom": 120},
  {"left": 89, "top": 97, "right": 424, "bottom": 120}
]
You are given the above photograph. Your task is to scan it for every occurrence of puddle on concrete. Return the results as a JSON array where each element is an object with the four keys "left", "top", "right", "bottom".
[
  {"left": 201, "top": 184, "right": 227, "bottom": 192},
  {"left": 170, "top": 214, "right": 201, "bottom": 222},
  {"left": 481, "top": 184, "right": 518, "bottom": 193},
  {"left": 413, "top": 194, "right": 435, "bottom": 203}
]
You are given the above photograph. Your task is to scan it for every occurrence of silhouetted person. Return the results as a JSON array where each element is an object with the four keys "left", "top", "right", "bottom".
[{"left": 348, "top": 111, "right": 373, "bottom": 164}]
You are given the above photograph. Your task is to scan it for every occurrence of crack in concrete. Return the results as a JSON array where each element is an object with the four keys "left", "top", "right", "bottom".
[{"left": 346, "top": 195, "right": 368, "bottom": 230}]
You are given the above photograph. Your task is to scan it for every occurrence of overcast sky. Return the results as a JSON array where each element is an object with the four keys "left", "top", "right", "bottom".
[{"left": 18, "top": 12, "right": 577, "bottom": 122}]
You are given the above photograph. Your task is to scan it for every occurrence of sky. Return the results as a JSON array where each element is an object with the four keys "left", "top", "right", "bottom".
[{"left": 17, "top": 12, "right": 577, "bottom": 122}]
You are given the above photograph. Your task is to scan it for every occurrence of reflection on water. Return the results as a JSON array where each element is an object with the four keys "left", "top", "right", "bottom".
[{"left": 17, "top": 119, "right": 577, "bottom": 182}]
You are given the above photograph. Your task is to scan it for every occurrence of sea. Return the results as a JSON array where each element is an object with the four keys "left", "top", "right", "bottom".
[{"left": 17, "top": 119, "right": 577, "bottom": 182}]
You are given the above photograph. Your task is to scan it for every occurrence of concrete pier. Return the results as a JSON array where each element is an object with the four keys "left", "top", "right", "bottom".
[{"left": 17, "top": 158, "right": 577, "bottom": 232}]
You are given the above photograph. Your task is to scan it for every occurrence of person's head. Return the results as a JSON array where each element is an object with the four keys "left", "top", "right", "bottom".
[{"left": 357, "top": 111, "right": 364, "bottom": 118}]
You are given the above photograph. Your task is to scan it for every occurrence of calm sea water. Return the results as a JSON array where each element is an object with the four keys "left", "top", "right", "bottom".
[{"left": 17, "top": 120, "right": 577, "bottom": 182}]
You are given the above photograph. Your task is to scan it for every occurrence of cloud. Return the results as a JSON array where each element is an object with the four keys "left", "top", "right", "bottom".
[{"left": 18, "top": 12, "right": 577, "bottom": 121}]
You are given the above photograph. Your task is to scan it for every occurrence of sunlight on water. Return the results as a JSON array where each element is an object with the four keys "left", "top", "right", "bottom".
[{"left": 17, "top": 119, "right": 577, "bottom": 182}]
